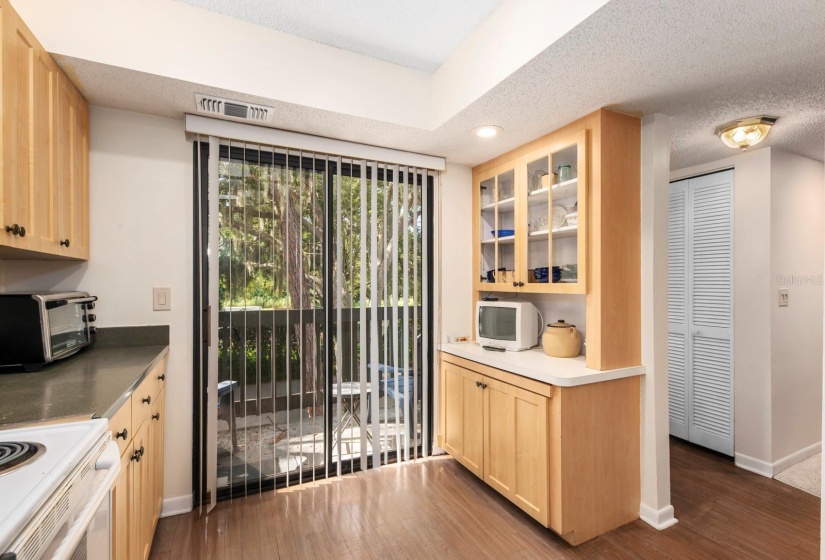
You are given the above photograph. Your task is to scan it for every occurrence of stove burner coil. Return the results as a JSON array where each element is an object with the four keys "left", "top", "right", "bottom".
[{"left": 0, "top": 441, "right": 46, "bottom": 476}]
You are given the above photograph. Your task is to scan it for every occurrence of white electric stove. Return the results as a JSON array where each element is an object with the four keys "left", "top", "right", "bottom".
[{"left": 0, "top": 419, "right": 120, "bottom": 560}]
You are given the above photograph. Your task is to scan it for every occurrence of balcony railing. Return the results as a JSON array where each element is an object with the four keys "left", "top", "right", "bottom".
[{"left": 218, "top": 306, "right": 421, "bottom": 417}]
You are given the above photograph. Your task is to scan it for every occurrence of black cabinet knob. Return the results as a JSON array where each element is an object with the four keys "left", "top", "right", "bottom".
[
  {"left": 152, "top": 413, "right": 160, "bottom": 421},
  {"left": 131, "top": 451, "right": 141, "bottom": 463},
  {"left": 158, "top": 374, "right": 166, "bottom": 381},
  {"left": 142, "top": 396, "right": 152, "bottom": 404},
  {"left": 18, "top": 226, "right": 25, "bottom": 238},
  {"left": 139, "top": 445, "right": 145, "bottom": 457},
  {"left": 116, "top": 428, "right": 128, "bottom": 440},
  {"left": 5, "top": 224, "right": 18, "bottom": 236},
  {"left": 60, "top": 239, "right": 70, "bottom": 247},
  {"left": 512, "top": 281, "right": 518, "bottom": 287}
]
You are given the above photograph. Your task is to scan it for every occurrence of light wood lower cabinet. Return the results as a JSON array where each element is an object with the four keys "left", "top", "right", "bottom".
[
  {"left": 112, "top": 441, "right": 133, "bottom": 560},
  {"left": 109, "top": 356, "right": 167, "bottom": 559},
  {"left": 439, "top": 352, "right": 640, "bottom": 546}
]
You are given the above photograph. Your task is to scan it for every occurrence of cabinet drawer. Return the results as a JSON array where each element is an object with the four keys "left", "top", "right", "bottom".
[
  {"left": 153, "top": 355, "right": 167, "bottom": 398},
  {"left": 131, "top": 372, "right": 156, "bottom": 431},
  {"left": 109, "top": 397, "right": 133, "bottom": 456}
]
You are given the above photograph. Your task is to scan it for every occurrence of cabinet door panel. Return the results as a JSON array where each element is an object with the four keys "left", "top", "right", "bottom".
[
  {"left": 57, "top": 73, "right": 89, "bottom": 259},
  {"left": 442, "top": 361, "right": 464, "bottom": 458},
  {"left": 2, "top": 12, "right": 59, "bottom": 253},
  {"left": 150, "top": 389, "right": 165, "bottom": 531},
  {"left": 460, "top": 372, "right": 484, "bottom": 477},
  {"left": 112, "top": 443, "right": 133, "bottom": 560},
  {"left": 131, "top": 420, "right": 151, "bottom": 560},
  {"left": 483, "top": 377, "right": 515, "bottom": 496},
  {"left": 441, "top": 361, "right": 484, "bottom": 477},
  {"left": 512, "top": 387, "right": 549, "bottom": 525}
]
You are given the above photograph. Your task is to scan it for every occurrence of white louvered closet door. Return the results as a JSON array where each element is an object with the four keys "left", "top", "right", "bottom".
[{"left": 668, "top": 170, "right": 734, "bottom": 456}]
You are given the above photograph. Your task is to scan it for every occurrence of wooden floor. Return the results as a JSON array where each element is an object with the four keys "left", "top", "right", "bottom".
[{"left": 151, "top": 439, "right": 820, "bottom": 559}]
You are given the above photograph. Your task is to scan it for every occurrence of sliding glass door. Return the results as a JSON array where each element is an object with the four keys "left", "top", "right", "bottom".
[{"left": 196, "top": 140, "right": 434, "bottom": 500}]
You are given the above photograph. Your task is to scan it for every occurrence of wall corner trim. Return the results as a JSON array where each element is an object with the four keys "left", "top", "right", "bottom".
[
  {"left": 639, "top": 504, "right": 678, "bottom": 530},
  {"left": 734, "top": 452, "right": 774, "bottom": 477},
  {"left": 161, "top": 495, "right": 194, "bottom": 518}
]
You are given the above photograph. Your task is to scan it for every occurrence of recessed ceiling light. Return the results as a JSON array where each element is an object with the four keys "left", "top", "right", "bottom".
[
  {"left": 472, "top": 125, "right": 503, "bottom": 138},
  {"left": 715, "top": 116, "right": 778, "bottom": 151}
]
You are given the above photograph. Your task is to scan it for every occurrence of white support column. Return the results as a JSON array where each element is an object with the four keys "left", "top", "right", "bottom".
[
  {"left": 820, "top": 140, "right": 825, "bottom": 560},
  {"left": 639, "top": 113, "right": 677, "bottom": 530}
]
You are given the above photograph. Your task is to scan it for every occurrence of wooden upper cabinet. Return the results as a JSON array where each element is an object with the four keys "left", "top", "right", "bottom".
[
  {"left": 472, "top": 109, "right": 641, "bottom": 370},
  {"left": 0, "top": 0, "right": 89, "bottom": 259},
  {"left": 56, "top": 74, "right": 89, "bottom": 259},
  {"left": 473, "top": 131, "right": 588, "bottom": 294},
  {"left": 1, "top": 6, "right": 60, "bottom": 254}
]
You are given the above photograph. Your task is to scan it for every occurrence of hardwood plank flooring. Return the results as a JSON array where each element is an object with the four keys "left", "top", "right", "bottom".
[{"left": 151, "top": 439, "right": 820, "bottom": 559}]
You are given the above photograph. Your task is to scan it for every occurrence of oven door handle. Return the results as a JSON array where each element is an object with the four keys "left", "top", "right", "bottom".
[{"left": 50, "top": 442, "right": 121, "bottom": 560}]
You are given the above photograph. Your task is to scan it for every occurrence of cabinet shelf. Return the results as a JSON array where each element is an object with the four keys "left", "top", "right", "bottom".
[
  {"left": 482, "top": 235, "right": 516, "bottom": 245},
  {"left": 481, "top": 196, "right": 516, "bottom": 212},
  {"left": 528, "top": 225, "right": 578, "bottom": 240},
  {"left": 527, "top": 178, "right": 578, "bottom": 206}
]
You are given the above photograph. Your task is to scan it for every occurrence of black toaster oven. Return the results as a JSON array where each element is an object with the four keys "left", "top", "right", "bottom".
[{"left": 0, "top": 292, "right": 97, "bottom": 371}]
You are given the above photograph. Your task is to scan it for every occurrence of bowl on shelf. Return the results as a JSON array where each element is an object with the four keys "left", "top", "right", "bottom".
[
  {"left": 491, "top": 229, "right": 515, "bottom": 238},
  {"left": 552, "top": 266, "right": 562, "bottom": 283},
  {"left": 533, "top": 267, "right": 549, "bottom": 283}
]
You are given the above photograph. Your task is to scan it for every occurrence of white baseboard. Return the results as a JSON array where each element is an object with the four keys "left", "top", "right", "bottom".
[
  {"left": 735, "top": 452, "right": 774, "bottom": 477},
  {"left": 160, "top": 495, "right": 193, "bottom": 518},
  {"left": 773, "top": 442, "right": 821, "bottom": 476},
  {"left": 639, "top": 504, "right": 678, "bottom": 530}
]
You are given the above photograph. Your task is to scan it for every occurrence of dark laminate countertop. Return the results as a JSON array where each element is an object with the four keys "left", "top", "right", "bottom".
[{"left": 0, "top": 326, "right": 169, "bottom": 427}]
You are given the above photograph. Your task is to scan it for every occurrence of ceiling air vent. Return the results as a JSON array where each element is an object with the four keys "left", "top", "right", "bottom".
[{"left": 195, "top": 94, "right": 273, "bottom": 123}]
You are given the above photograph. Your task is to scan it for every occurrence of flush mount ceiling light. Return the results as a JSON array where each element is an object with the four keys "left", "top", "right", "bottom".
[
  {"left": 715, "top": 116, "right": 778, "bottom": 151},
  {"left": 472, "top": 125, "right": 503, "bottom": 138}
]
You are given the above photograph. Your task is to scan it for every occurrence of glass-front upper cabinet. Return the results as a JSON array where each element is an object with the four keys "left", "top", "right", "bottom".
[
  {"left": 477, "top": 165, "right": 518, "bottom": 290},
  {"left": 521, "top": 130, "right": 587, "bottom": 294}
]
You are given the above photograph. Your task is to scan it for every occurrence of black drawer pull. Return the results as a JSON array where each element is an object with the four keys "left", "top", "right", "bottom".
[
  {"left": 116, "top": 428, "right": 128, "bottom": 440},
  {"left": 142, "top": 396, "right": 152, "bottom": 405},
  {"left": 131, "top": 451, "right": 141, "bottom": 463},
  {"left": 152, "top": 413, "right": 160, "bottom": 421},
  {"left": 60, "top": 239, "right": 70, "bottom": 247},
  {"left": 158, "top": 374, "right": 166, "bottom": 381}
]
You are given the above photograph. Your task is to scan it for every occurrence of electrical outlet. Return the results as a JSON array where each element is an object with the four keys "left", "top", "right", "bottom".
[{"left": 778, "top": 288, "right": 789, "bottom": 308}]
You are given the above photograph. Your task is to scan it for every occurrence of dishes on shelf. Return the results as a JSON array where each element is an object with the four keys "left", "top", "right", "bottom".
[
  {"left": 552, "top": 206, "right": 567, "bottom": 229},
  {"left": 491, "top": 229, "right": 515, "bottom": 238}
]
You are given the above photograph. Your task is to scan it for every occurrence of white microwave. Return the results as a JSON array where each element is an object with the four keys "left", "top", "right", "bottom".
[{"left": 476, "top": 301, "right": 539, "bottom": 351}]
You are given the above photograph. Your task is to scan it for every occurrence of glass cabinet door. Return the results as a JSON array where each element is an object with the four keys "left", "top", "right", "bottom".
[
  {"left": 479, "top": 167, "right": 517, "bottom": 289},
  {"left": 522, "top": 131, "right": 587, "bottom": 293}
]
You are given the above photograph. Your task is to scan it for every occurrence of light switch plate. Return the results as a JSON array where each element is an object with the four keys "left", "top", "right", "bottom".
[
  {"left": 153, "top": 287, "right": 171, "bottom": 311},
  {"left": 778, "top": 288, "right": 789, "bottom": 308}
]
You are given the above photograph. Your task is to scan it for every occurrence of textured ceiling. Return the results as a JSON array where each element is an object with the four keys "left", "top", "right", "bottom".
[
  {"left": 59, "top": 0, "right": 825, "bottom": 169},
  {"left": 174, "top": 0, "right": 501, "bottom": 73}
]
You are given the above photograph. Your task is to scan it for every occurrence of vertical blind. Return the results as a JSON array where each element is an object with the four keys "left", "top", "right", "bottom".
[{"left": 196, "top": 136, "right": 436, "bottom": 499}]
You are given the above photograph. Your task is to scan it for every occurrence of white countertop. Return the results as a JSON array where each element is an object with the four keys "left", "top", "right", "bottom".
[{"left": 439, "top": 343, "right": 645, "bottom": 387}]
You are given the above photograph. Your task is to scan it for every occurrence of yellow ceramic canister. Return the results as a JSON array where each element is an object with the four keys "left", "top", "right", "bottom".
[{"left": 541, "top": 319, "right": 582, "bottom": 358}]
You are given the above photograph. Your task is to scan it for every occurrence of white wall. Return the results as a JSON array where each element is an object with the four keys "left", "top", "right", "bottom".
[
  {"left": 672, "top": 147, "right": 825, "bottom": 473},
  {"left": 438, "top": 163, "right": 474, "bottom": 341},
  {"left": 672, "top": 148, "right": 774, "bottom": 467},
  {"left": 770, "top": 149, "right": 824, "bottom": 463},
  {"left": 1, "top": 107, "right": 194, "bottom": 511}
]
